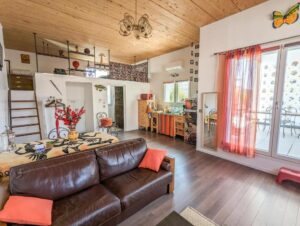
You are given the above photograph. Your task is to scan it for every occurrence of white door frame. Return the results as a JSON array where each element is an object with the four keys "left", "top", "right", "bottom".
[{"left": 271, "top": 44, "right": 300, "bottom": 163}]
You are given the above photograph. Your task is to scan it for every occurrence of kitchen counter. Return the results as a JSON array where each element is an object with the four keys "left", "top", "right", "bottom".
[{"left": 150, "top": 112, "right": 185, "bottom": 138}]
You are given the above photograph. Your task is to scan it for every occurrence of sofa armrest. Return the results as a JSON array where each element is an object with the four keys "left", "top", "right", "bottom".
[
  {"left": 0, "top": 179, "right": 9, "bottom": 226},
  {"left": 0, "top": 179, "right": 9, "bottom": 210},
  {"left": 163, "top": 156, "right": 175, "bottom": 193}
]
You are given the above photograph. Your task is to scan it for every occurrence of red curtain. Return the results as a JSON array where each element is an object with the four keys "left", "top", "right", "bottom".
[
  {"left": 159, "top": 114, "right": 175, "bottom": 137},
  {"left": 217, "top": 46, "right": 262, "bottom": 158}
]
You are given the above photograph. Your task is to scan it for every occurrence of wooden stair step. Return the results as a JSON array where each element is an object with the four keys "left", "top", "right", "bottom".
[
  {"left": 11, "top": 115, "right": 38, "bottom": 119},
  {"left": 11, "top": 100, "right": 35, "bottom": 103},
  {"left": 11, "top": 108, "right": 37, "bottom": 110},
  {"left": 12, "top": 123, "right": 39, "bottom": 128},
  {"left": 8, "top": 89, "right": 42, "bottom": 140},
  {"left": 16, "top": 132, "right": 41, "bottom": 137}
]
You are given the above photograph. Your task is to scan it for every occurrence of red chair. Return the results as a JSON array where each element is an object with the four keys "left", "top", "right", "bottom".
[{"left": 96, "top": 112, "right": 112, "bottom": 132}]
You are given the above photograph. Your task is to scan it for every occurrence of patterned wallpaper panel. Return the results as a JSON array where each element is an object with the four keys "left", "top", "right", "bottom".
[{"left": 109, "top": 62, "right": 148, "bottom": 83}]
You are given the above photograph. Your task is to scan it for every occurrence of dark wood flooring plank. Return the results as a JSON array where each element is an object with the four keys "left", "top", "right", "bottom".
[
  {"left": 117, "top": 130, "right": 300, "bottom": 226},
  {"left": 282, "top": 185, "right": 300, "bottom": 226}
]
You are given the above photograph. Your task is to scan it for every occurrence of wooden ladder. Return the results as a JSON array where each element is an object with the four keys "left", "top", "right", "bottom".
[{"left": 8, "top": 90, "right": 42, "bottom": 140}]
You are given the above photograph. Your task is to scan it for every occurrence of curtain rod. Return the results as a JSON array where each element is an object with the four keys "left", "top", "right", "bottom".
[{"left": 213, "top": 34, "right": 300, "bottom": 55}]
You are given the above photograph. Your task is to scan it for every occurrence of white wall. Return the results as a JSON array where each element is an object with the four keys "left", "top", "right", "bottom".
[
  {"left": 197, "top": 0, "right": 300, "bottom": 174},
  {"left": 66, "top": 82, "right": 94, "bottom": 133},
  {"left": 35, "top": 73, "right": 150, "bottom": 138},
  {"left": 5, "top": 48, "right": 88, "bottom": 76},
  {"left": 0, "top": 23, "right": 8, "bottom": 132},
  {"left": 149, "top": 47, "right": 198, "bottom": 107}
]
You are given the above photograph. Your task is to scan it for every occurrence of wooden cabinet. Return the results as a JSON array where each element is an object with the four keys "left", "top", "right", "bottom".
[
  {"left": 9, "top": 74, "right": 33, "bottom": 90},
  {"left": 138, "top": 100, "right": 154, "bottom": 130},
  {"left": 150, "top": 112, "right": 159, "bottom": 133},
  {"left": 175, "top": 115, "right": 185, "bottom": 137}
]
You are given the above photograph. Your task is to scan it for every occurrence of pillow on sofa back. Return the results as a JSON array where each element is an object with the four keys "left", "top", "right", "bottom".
[
  {"left": 95, "top": 138, "right": 147, "bottom": 180},
  {"left": 139, "top": 149, "right": 167, "bottom": 172},
  {"left": 9, "top": 151, "right": 99, "bottom": 200}
]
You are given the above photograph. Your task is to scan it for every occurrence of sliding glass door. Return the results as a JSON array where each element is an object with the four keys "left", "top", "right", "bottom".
[
  {"left": 275, "top": 45, "right": 300, "bottom": 160},
  {"left": 255, "top": 43, "right": 300, "bottom": 162},
  {"left": 255, "top": 49, "right": 279, "bottom": 153}
]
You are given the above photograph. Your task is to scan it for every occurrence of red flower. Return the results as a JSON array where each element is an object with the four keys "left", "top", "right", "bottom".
[{"left": 55, "top": 105, "right": 86, "bottom": 128}]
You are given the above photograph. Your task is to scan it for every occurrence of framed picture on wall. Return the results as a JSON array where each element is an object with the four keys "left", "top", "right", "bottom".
[
  {"left": 195, "top": 53, "right": 199, "bottom": 57},
  {"left": 194, "top": 78, "right": 198, "bottom": 82},
  {"left": 21, "top": 54, "right": 30, "bottom": 64},
  {"left": 190, "top": 60, "right": 194, "bottom": 65},
  {"left": 190, "top": 69, "right": 194, "bottom": 74}
]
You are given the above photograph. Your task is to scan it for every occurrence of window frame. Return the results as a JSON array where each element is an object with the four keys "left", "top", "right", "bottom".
[
  {"left": 163, "top": 80, "right": 190, "bottom": 104},
  {"left": 255, "top": 47, "right": 281, "bottom": 156},
  {"left": 163, "top": 82, "right": 176, "bottom": 103},
  {"left": 255, "top": 43, "right": 300, "bottom": 163}
]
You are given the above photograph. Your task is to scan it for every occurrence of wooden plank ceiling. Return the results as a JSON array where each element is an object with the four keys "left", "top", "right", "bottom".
[{"left": 0, "top": 0, "right": 266, "bottom": 64}]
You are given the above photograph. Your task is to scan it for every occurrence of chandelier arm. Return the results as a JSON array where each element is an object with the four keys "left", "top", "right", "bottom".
[
  {"left": 135, "top": 0, "right": 137, "bottom": 22},
  {"left": 119, "top": 0, "right": 152, "bottom": 39}
]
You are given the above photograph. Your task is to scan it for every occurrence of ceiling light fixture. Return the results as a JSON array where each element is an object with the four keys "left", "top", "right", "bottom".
[{"left": 119, "top": 0, "right": 152, "bottom": 39}]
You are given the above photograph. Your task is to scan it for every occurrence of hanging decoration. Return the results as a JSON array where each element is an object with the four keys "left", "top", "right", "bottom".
[
  {"left": 273, "top": 3, "right": 299, "bottom": 29},
  {"left": 95, "top": 84, "right": 107, "bottom": 92},
  {"left": 72, "top": 60, "right": 80, "bottom": 70},
  {"left": 119, "top": 0, "right": 152, "bottom": 39}
]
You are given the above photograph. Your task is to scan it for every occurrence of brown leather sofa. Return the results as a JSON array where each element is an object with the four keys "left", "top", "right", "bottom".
[{"left": 3, "top": 138, "right": 175, "bottom": 226}]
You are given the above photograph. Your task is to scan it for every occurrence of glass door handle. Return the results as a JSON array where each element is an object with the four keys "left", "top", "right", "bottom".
[{"left": 275, "top": 101, "right": 280, "bottom": 110}]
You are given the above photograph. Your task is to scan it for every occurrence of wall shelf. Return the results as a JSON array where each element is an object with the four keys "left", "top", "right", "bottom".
[
  {"left": 95, "top": 63, "right": 110, "bottom": 70},
  {"left": 33, "top": 33, "right": 111, "bottom": 76},
  {"left": 69, "top": 68, "right": 96, "bottom": 72},
  {"left": 37, "top": 52, "right": 68, "bottom": 59},
  {"left": 69, "top": 50, "right": 95, "bottom": 57}
]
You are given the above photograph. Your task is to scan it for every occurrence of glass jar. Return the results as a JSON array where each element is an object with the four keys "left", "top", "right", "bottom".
[
  {"left": 0, "top": 132, "right": 9, "bottom": 153},
  {"left": 8, "top": 131, "right": 16, "bottom": 152}
]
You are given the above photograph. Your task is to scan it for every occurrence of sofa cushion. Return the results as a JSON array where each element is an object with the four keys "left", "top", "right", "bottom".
[
  {"left": 95, "top": 138, "right": 147, "bottom": 180},
  {"left": 9, "top": 151, "right": 99, "bottom": 200},
  {"left": 102, "top": 168, "right": 172, "bottom": 210},
  {"left": 52, "top": 184, "right": 121, "bottom": 226}
]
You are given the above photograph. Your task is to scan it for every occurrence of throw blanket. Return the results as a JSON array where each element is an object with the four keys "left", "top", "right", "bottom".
[{"left": 0, "top": 132, "right": 118, "bottom": 179}]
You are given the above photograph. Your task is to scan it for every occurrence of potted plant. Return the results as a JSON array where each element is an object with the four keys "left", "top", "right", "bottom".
[{"left": 55, "top": 106, "right": 86, "bottom": 141}]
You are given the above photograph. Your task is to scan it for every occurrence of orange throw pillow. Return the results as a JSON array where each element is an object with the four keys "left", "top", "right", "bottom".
[
  {"left": 0, "top": 196, "right": 53, "bottom": 226},
  {"left": 139, "top": 149, "right": 167, "bottom": 172}
]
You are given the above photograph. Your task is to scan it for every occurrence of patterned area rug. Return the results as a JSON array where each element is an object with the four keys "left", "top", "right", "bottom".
[
  {"left": 180, "top": 207, "right": 219, "bottom": 226},
  {"left": 0, "top": 132, "right": 118, "bottom": 179}
]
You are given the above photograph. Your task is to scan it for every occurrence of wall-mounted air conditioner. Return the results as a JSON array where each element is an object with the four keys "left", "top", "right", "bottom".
[{"left": 165, "top": 61, "right": 184, "bottom": 73}]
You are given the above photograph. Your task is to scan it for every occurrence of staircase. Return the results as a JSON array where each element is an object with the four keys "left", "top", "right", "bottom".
[{"left": 8, "top": 90, "right": 42, "bottom": 143}]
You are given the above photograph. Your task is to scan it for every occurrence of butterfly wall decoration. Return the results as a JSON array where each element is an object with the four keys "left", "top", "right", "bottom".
[{"left": 273, "top": 3, "right": 300, "bottom": 29}]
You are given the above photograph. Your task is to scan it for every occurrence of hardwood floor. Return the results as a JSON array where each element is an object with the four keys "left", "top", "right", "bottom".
[{"left": 117, "top": 130, "right": 300, "bottom": 226}]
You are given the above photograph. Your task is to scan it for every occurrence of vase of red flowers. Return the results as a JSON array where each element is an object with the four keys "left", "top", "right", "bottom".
[{"left": 55, "top": 106, "right": 86, "bottom": 141}]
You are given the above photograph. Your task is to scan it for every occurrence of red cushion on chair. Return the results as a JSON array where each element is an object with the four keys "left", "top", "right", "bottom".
[
  {"left": 139, "top": 149, "right": 167, "bottom": 172},
  {"left": 0, "top": 196, "right": 53, "bottom": 225},
  {"left": 100, "top": 118, "right": 113, "bottom": 127}
]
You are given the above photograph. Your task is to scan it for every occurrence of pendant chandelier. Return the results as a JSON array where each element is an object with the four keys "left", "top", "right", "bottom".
[{"left": 119, "top": 0, "right": 152, "bottom": 39}]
